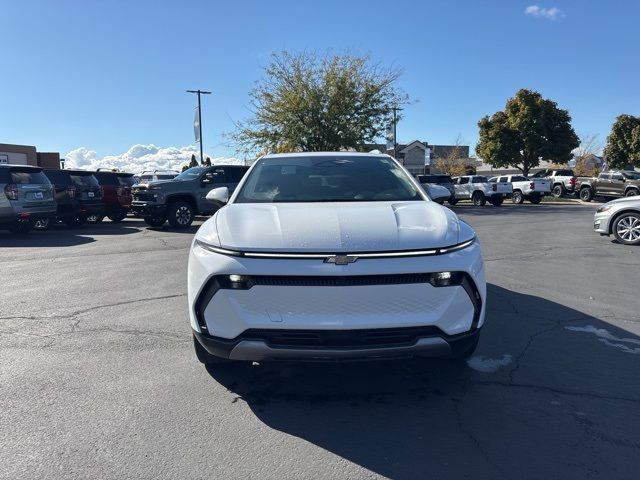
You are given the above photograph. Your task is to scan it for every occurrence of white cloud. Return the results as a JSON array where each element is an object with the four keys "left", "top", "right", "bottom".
[
  {"left": 524, "top": 5, "right": 564, "bottom": 21},
  {"left": 64, "top": 144, "right": 244, "bottom": 174}
]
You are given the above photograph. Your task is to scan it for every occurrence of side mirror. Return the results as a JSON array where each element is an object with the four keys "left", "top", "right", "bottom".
[{"left": 206, "top": 187, "right": 229, "bottom": 204}]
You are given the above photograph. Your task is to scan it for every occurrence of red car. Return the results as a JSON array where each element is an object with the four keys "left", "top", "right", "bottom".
[{"left": 91, "top": 170, "right": 135, "bottom": 223}]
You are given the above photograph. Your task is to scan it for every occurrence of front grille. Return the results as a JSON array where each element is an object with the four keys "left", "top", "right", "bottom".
[
  {"left": 239, "top": 326, "right": 443, "bottom": 348},
  {"left": 251, "top": 274, "right": 432, "bottom": 287},
  {"left": 133, "top": 192, "right": 156, "bottom": 202}
]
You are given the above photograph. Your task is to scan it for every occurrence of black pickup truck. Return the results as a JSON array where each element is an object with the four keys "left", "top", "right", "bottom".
[{"left": 576, "top": 170, "right": 640, "bottom": 202}]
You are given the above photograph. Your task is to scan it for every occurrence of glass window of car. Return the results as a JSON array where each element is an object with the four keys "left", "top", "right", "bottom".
[
  {"left": 611, "top": 173, "right": 624, "bottom": 181},
  {"left": 557, "top": 170, "right": 574, "bottom": 176},
  {"left": 94, "top": 172, "right": 119, "bottom": 186},
  {"left": 458, "top": 177, "right": 469, "bottom": 185},
  {"left": 497, "top": 177, "right": 507, "bottom": 182},
  {"left": 512, "top": 176, "right": 528, "bottom": 182},
  {"left": 473, "top": 176, "right": 488, "bottom": 183},
  {"left": 174, "top": 167, "right": 207, "bottom": 181},
  {"left": 9, "top": 168, "right": 51, "bottom": 184},
  {"left": 622, "top": 171, "right": 640, "bottom": 180},
  {"left": 235, "top": 156, "right": 422, "bottom": 203},
  {"left": 117, "top": 174, "right": 136, "bottom": 186},
  {"left": 598, "top": 173, "right": 610, "bottom": 180},
  {"left": 69, "top": 173, "right": 99, "bottom": 186},
  {"left": 225, "top": 167, "right": 249, "bottom": 183},
  {"left": 156, "top": 174, "right": 176, "bottom": 180},
  {"left": 44, "top": 170, "right": 71, "bottom": 185}
]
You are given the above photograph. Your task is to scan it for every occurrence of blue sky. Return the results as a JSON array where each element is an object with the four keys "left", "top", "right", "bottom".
[{"left": 1, "top": 0, "right": 639, "bottom": 164}]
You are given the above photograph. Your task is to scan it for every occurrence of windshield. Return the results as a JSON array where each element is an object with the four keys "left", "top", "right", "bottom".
[
  {"left": 174, "top": 167, "right": 205, "bottom": 181},
  {"left": 10, "top": 169, "right": 51, "bottom": 184},
  {"left": 70, "top": 174, "right": 99, "bottom": 186},
  {"left": 235, "top": 156, "right": 422, "bottom": 203}
]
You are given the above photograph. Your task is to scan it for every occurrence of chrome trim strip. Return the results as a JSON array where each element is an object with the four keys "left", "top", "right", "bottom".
[{"left": 195, "top": 237, "right": 476, "bottom": 259}]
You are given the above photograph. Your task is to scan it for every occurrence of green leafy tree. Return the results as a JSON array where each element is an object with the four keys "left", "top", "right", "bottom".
[
  {"left": 604, "top": 115, "right": 640, "bottom": 169},
  {"left": 232, "top": 50, "right": 409, "bottom": 154},
  {"left": 476, "top": 89, "right": 579, "bottom": 176},
  {"left": 188, "top": 154, "right": 199, "bottom": 168}
]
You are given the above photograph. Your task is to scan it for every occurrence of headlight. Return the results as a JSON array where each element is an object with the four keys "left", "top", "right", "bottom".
[{"left": 597, "top": 206, "right": 612, "bottom": 213}]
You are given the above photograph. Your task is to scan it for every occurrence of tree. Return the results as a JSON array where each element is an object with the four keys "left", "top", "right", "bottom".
[
  {"left": 188, "top": 154, "right": 199, "bottom": 168},
  {"left": 204, "top": 157, "right": 212, "bottom": 166},
  {"left": 573, "top": 133, "right": 603, "bottom": 176},
  {"left": 181, "top": 164, "right": 190, "bottom": 172},
  {"left": 232, "top": 50, "right": 409, "bottom": 154},
  {"left": 476, "top": 89, "right": 579, "bottom": 176},
  {"left": 432, "top": 135, "right": 468, "bottom": 176},
  {"left": 604, "top": 115, "right": 640, "bottom": 169}
]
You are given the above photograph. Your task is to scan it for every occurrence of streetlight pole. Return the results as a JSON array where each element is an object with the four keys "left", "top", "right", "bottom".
[
  {"left": 187, "top": 89, "right": 211, "bottom": 164},
  {"left": 392, "top": 106, "right": 403, "bottom": 160}
]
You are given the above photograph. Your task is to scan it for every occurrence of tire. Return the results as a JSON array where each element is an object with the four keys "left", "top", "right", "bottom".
[
  {"left": 34, "top": 218, "right": 52, "bottom": 230},
  {"left": 579, "top": 187, "right": 594, "bottom": 202},
  {"left": 625, "top": 189, "right": 639, "bottom": 197},
  {"left": 489, "top": 197, "right": 503, "bottom": 206},
  {"left": 552, "top": 184, "right": 564, "bottom": 198},
  {"left": 8, "top": 222, "right": 32, "bottom": 234},
  {"left": 86, "top": 214, "right": 104, "bottom": 224},
  {"left": 471, "top": 191, "right": 486, "bottom": 206},
  {"left": 107, "top": 211, "right": 127, "bottom": 222},
  {"left": 167, "top": 201, "right": 195, "bottom": 229},
  {"left": 193, "top": 335, "right": 233, "bottom": 365},
  {"left": 447, "top": 197, "right": 458, "bottom": 206},
  {"left": 529, "top": 195, "right": 542, "bottom": 204},
  {"left": 612, "top": 212, "right": 640, "bottom": 245},
  {"left": 511, "top": 190, "right": 524, "bottom": 204},
  {"left": 64, "top": 215, "right": 86, "bottom": 227},
  {"left": 144, "top": 215, "right": 166, "bottom": 228}
]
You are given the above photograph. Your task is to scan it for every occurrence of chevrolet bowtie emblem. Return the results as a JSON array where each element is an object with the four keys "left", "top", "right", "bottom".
[{"left": 324, "top": 255, "right": 358, "bottom": 265}]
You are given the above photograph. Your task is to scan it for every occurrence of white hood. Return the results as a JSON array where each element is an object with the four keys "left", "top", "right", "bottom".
[{"left": 210, "top": 201, "right": 462, "bottom": 252}]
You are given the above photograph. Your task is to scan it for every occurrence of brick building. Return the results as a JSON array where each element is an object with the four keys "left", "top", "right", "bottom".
[{"left": 0, "top": 143, "right": 61, "bottom": 169}]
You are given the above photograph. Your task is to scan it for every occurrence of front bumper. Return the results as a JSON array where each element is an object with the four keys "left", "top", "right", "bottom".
[
  {"left": 188, "top": 239, "right": 486, "bottom": 361},
  {"left": 131, "top": 202, "right": 166, "bottom": 218},
  {"left": 194, "top": 326, "right": 480, "bottom": 361},
  {"left": 593, "top": 211, "right": 613, "bottom": 235}
]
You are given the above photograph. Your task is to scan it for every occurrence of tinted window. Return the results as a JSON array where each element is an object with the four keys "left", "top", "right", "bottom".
[
  {"left": 611, "top": 173, "right": 624, "bottom": 181},
  {"left": 70, "top": 174, "right": 99, "bottom": 186},
  {"left": 174, "top": 167, "right": 206, "bottom": 181},
  {"left": 44, "top": 170, "right": 71, "bottom": 185},
  {"left": 9, "top": 169, "right": 51, "bottom": 184},
  {"left": 598, "top": 173, "right": 609, "bottom": 180},
  {"left": 473, "top": 176, "right": 488, "bottom": 183},
  {"left": 94, "top": 172, "right": 119, "bottom": 186},
  {"left": 225, "top": 167, "right": 249, "bottom": 183},
  {"left": 459, "top": 177, "right": 469, "bottom": 185},
  {"left": 557, "top": 170, "right": 574, "bottom": 176},
  {"left": 512, "top": 176, "right": 528, "bottom": 182},
  {"left": 156, "top": 175, "right": 176, "bottom": 180},
  {"left": 622, "top": 171, "right": 640, "bottom": 180},
  {"left": 236, "top": 156, "right": 421, "bottom": 203},
  {"left": 117, "top": 175, "right": 136, "bottom": 186},
  {"left": 418, "top": 175, "right": 452, "bottom": 184}
]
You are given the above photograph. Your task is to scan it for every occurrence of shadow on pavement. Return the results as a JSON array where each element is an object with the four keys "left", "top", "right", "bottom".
[
  {"left": 206, "top": 284, "right": 640, "bottom": 479},
  {"left": 0, "top": 221, "right": 140, "bottom": 247},
  {"left": 450, "top": 204, "right": 599, "bottom": 216}
]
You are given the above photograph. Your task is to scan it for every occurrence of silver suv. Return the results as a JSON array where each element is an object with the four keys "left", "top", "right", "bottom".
[{"left": 0, "top": 165, "right": 56, "bottom": 233}]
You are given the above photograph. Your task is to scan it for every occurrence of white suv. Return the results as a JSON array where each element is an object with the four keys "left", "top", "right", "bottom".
[{"left": 188, "top": 153, "right": 486, "bottom": 365}]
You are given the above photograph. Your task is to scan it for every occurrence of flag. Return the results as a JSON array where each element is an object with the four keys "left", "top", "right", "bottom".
[
  {"left": 193, "top": 106, "right": 201, "bottom": 142},
  {"left": 385, "top": 124, "right": 394, "bottom": 151},
  {"left": 424, "top": 147, "right": 431, "bottom": 166},
  {"left": 601, "top": 157, "right": 608, "bottom": 172}
]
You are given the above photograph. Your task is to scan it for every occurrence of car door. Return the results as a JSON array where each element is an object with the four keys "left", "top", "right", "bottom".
[
  {"left": 197, "top": 167, "right": 227, "bottom": 213},
  {"left": 458, "top": 177, "right": 471, "bottom": 198},
  {"left": 609, "top": 172, "right": 625, "bottom": 196},
  {"left": 596, "top": 173, "right": 613, "bottom": 195}
]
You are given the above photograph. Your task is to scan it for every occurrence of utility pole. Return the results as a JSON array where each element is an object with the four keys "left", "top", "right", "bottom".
[
  {"left": 392, "top": 106, "right": 403, "bottom": 160},
  {"left": 187, "top": 89, "right": 211, "bottom": 164}
]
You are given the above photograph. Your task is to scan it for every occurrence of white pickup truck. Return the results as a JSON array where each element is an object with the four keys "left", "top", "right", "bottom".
[
  {"left": 489, "top": 174, "right": 551, "bottom": 204},
  {"left": 450, "top": 175, "right": 513, "bottom": 206}
]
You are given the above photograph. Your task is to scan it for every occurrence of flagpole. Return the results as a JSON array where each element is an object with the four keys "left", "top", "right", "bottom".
[{"left": 187, "top": 89, "right": 211, "bottom": 164}]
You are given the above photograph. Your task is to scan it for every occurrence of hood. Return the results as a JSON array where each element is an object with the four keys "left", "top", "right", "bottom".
[
  {"left": 603, "top": 196, "right": 640, "bottom": 207},
  {"left": 134, "top": 179, "right": 175, "bottom": 188},
  {"left": 208, "top": 201, "right": 464, "bottom": 252}
]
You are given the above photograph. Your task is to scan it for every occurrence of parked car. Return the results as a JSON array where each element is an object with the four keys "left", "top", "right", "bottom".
[
  {"left": 594, "top": 196, "right": 640, "bottom": 245},
  {"left": 91, "top": 170, "right": 136, "bottom": 223},
  {"left": 576, "top": 170, "right": 640, "bottom": 202},
  {"left": 135, "top": 170, "right": 179, "bottom": 184},
  {"left": 489, "top": 175, "right": 551, "bottom": 204},
  {"left": 0, "top": 164, "right": 56, "bottom": 233},
  {"left": 451, "top": 175, "right": 512, "bottom": 206},
  {"left": 131, "top": 165, "right": 249, "bottom": 228},
  {"left": 188, "top": 152, "right": 485, "bottom": 366},
  {"left": 416, "top": 174, "right": 455, "bottom": 198},
  {"left": 40, "top": 169, "right": 105, "bottom": 228},
  {"left": 531, "top": 168, "right": 576, "bottom": 198}
]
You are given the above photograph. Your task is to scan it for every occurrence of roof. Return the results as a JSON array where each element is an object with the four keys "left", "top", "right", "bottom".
[
  {"left": 262, "top": 151, "right": 390, "bottom": 159},
  {"left": 0, "top": 164, "right": 43, "bottom": 170}
]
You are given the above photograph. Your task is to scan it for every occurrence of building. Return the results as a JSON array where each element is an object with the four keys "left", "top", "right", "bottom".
[
  {"left": 0, "top": 143, "right": 61, "bottom": 169},
  {"left": 364, "top": 140, "right": 475, "bottom": 175}
]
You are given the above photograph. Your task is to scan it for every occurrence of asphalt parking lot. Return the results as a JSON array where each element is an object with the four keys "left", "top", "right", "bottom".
[{"left": 2, "top": 204, "right": 639, "bottom": 480}]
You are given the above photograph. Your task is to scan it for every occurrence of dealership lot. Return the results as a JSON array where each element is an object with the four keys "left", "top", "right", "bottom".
[{"left": 1, "top": 205, "right": 639, "bottom": 480}]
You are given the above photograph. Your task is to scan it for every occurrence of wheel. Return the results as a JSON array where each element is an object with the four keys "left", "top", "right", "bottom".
[
  {"left": 64, "top": 215, "right": 86, "bottom": 227},
  {"left": 86, "top": 214, "right": 104, "bottom": 224},
  {"left": 529, "top": 195, "right": 542, "bottom": 204},
  {"left": 34, "top": 218, "right": 52, "bottom": 230},
  {"left": 107, "top": 211, "right": 127, "bottom": 222},
  {"left": 625, "top": 189, "right": 639, "bottom": 197},
  {"left": 579, "top": 187, "right": 594, "bottom": 202},
  {"left": 552, "top": 184, "right": 564, "bottom": 198},
  {"left": 193, "top": 335, "right": 233, "bottom": 365},
  {"left": 612, "top": 213, "right": 640, "bottom": 245},
  {"left": 489, "top": 197, "right": 503, "bottom": 206},
  {"left": 511, "top": 190, "right": 524, "bottom": 204},
  {"left": 471, "top": 191, "right": 486, "bottom": 206},
  {"left": 447, "top": 197, "right": 458, "bottom": 205},
  {"left": 144, "top": 215, "right": 166, "bottom": 228},
  {"left": 8, "top": 222, "right": 32, "bottom": 234},
  {"left": 167, "top": 201, "right": 195, "bottom": 229}
]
